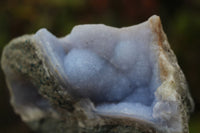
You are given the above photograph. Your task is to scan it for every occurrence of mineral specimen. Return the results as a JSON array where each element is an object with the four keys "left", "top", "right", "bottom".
[{"left": 1, "top": 15, "right": 194, "bottom": 133}]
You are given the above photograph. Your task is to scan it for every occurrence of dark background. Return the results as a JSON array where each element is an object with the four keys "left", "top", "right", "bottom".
[{"left": 0, "top": 0, "right": 199, "bottom": 133}]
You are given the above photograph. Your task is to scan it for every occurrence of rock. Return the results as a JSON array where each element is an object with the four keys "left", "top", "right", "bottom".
[{"left": 1, "top": 15, "right": 194, "bottom": 133}]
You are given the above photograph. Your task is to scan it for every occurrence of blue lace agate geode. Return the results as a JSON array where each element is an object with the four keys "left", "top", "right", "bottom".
[{"left": 1, "top": 15, "right": 194, "bottom": 133}]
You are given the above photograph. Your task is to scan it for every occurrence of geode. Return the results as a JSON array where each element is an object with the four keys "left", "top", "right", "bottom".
[{"left": 1, "top": 15, "right": 194, "bottom": 133}]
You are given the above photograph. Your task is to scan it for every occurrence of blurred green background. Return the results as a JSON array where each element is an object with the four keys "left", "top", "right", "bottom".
[{"left": 0, "top": 0, "right": 199, "bottom": 133}]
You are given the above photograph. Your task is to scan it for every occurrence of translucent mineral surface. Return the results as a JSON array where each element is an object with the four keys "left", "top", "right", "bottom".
[{"left": 34, "top": 20, "right": 161, "bottom": 122}]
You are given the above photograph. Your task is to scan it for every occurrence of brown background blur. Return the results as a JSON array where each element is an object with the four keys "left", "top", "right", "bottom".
[{"left": 0, "top": 0, "right": 199, "bottom": 133}]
